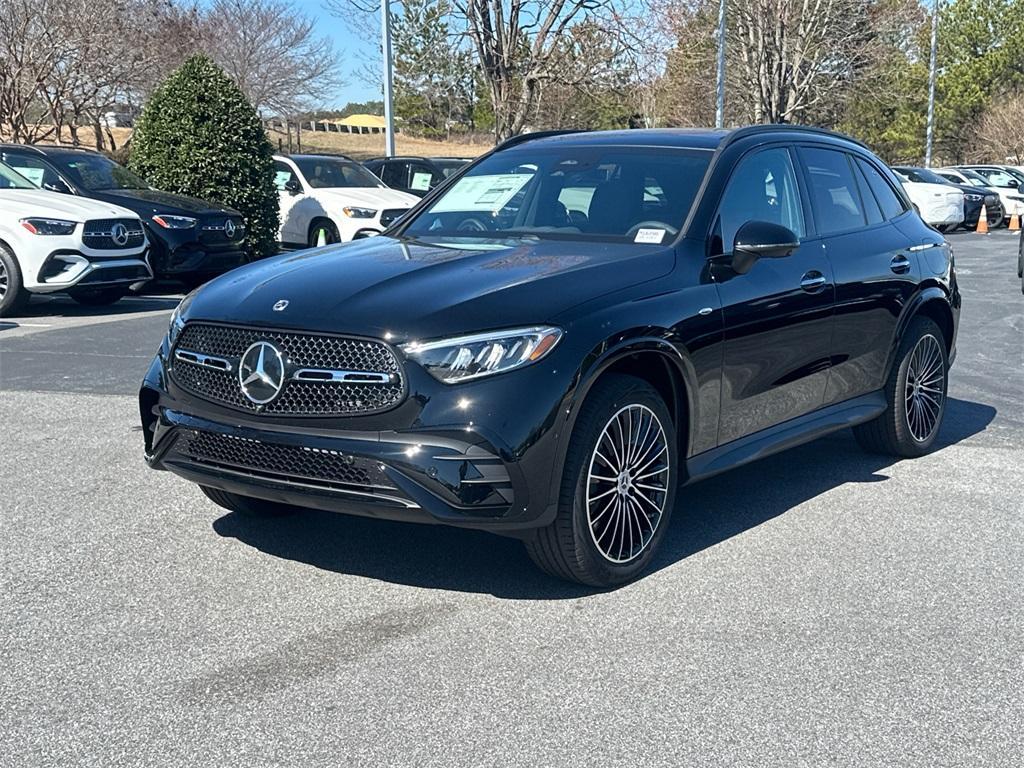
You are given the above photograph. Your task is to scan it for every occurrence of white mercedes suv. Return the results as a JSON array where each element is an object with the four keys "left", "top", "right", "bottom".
[
  {"left": 272, "top": 154, "right": 419, "bottom": 247},
  {"left": 0, "top": 161, "right": 151, "bottom": 316}
]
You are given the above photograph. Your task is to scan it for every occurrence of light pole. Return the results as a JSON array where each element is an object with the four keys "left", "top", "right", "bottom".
[
  {"left": 715, "top": 0, "right": 726, "bottom": 128},
  {"left": 381, "top": 0, "right": 396, "bottom": 157},
  {"left": 925, "top": 0, "right": 939, "bottom": 167}
]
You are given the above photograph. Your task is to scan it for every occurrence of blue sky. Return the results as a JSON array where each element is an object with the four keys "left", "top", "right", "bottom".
[{"left": 291, "top": 0, "right": 381, "bottom": 106}]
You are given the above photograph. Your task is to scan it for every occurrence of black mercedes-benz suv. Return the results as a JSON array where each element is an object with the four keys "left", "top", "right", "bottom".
[
  {"left": 140, "top": 126, "right": 960, "bottom": 586},
  {"left": 0, "top": 145, "right": 247, "bottom": 287}
]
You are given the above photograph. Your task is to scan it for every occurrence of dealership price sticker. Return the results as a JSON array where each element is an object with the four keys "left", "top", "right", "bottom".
[{"left": 431, "top": 173, "right": 534, "bottom": 214}]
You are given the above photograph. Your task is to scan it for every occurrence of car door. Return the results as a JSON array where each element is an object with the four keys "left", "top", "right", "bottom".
[
  {"left": 810, "top": 150, "right": 923, "bottom": 404},
  {"left": 273, "top": 159, "right": 305, "bottom": 244},
  {"left": 379, "top": 161, "right": 410, "bottom": 193},
  {"left": 712, "top": 145, "right": 836, "bottom": 445}
]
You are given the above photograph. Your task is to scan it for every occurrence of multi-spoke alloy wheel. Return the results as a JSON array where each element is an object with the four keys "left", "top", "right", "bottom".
[
  {"left": 586, "top": 404, "right": 670, "bottom": 563},
  {"left": 904, "top": 334, "right": 945, "bottom": 443},
  {"left": 0, "top": 259, "right": 8, "bottom": 301}
]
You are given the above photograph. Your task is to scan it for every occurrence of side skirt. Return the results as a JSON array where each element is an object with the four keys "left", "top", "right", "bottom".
[{"left": 685, "top": 391, "right": 886, "bottom": 484}]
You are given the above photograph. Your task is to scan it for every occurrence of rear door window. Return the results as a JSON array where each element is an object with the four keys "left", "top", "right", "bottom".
[
  {"left": 802, "top": 147, "right": 866, "bottom": 234},
  {"left": 855, "top": 158, "right": 907, "bottom": 220}
]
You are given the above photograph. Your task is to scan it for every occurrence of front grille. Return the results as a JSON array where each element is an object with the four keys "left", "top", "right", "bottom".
[
  {"left": 177, "top": 429, "right": 396, "bottom": 491},
  {"left": 82, "top": 218, "right": 145, "bottom": 250},
  {"left": 170, "top": 323, "right": 405, "bottom": 416},
  {"left": 379, "top": 209, "right": 407, "bottom": 228},
  {"left": 200, "top": 217, "right": 246, "bottom": 245}
]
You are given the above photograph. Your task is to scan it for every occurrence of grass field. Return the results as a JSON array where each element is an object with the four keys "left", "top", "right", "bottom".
[{"left": 25, "top": 125, "right": 490, "bottom": 161}]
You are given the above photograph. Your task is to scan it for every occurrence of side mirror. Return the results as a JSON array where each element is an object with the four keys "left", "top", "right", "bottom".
[
  {"left": 731, "top": 220, "right": 799, "bottom": 274},
  {"left": 284, "top": 177, "right": 302, "bottom": 196},
  {"left": 1007, "top": 178, "right": 1020, "bottom": 188}
]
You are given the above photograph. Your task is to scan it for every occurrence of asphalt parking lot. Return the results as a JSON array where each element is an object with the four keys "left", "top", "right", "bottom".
[{"left": 1, "top": 232, "right": 1022, "bottom": 767}]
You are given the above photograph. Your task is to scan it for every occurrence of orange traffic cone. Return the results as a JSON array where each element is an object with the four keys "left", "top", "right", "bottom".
[
  {"left": 976, "top": 204, "right": 989, "bottom": 234},
  {"left": 1010, "top": 213, "right": 1020, "bottom": 232}
]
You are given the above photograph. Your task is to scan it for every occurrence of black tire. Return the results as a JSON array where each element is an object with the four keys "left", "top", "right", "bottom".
[
  {"left": 524, "top": 374, "right": 678, "bottom": 587},
  {"left": 1017, "top": 232, "right": 1023, "bottom": 278},
  {"left": 308, "top": 219, "right": 340, "bottom": 247},
  {"left": 199, "top": 485, "right": 301, "bottom": 518},
  {"left": 0, "top": 242, "right": 28, "bottom": 318},
  {"left": 70, "top": 286, "right": 127, "bottom": 306},
  {"left": 853, "top": 317, "right": 948, "bottom": 457}
]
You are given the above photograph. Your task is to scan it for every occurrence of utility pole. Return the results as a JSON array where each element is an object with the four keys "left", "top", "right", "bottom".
[
  {"left": 925, "top": 0, "right": 939, "bottom": 167},
  {"left": 715, "top": 0, "right": 726, "bottom": 129},
  {"left": 381, "top": 0, "right": 396, "bottom": 157}
]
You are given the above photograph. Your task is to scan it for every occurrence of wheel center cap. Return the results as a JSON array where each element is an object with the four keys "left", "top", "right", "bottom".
[{"left": 617, "top": 471, "right": 633, "bottom": 496}]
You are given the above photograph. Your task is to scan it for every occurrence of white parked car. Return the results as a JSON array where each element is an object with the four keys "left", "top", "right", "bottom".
[
  {"left": 892, "top": 170, "right": 964, "bottom": 231},
  {"left": 0, "top": 161, "right": 151, "bottom": 317},
  {"left": 272, "top": 154, "right": 419, "bottom": 248},
  {"left": 937, "top": 166, "right": 1024, "bottom": 222},
  {"left": 955, "top": 165, "right": 1024, "bottom": 220}
]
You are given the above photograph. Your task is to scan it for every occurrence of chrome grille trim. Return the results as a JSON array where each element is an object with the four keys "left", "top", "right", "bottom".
[{"left": 169, "top": 323, "right": 406, "bottom": 417}]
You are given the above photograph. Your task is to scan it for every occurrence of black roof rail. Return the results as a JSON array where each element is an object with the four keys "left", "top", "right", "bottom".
[
  {"left": 496, "top": 129, "right": 586, "bottom": 151},
  {"left": 724, "top": 124, "right": 868, "bottom": 150}
]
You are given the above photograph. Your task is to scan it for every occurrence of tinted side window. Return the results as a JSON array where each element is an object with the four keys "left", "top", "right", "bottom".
[
  {"left": 856, "top": 158, "right": 906, "bottom": 220},
  {"left": 380, "top": 161, "right": 407, "bottom": 188},
  {"left": 2, "top": 153, "right": 71, "bottom": 192},
  {"left": 408, "top": 162, "right": 441, "bottom": 192},
  {"left": 852, "top": 162, "right": 884, "bottom": 225},
  {"left": 716, "top": 147, "right": 805, "bottom": 253},
  {"left": 802, "top": 148, "right": 866, "bottom": 234}
]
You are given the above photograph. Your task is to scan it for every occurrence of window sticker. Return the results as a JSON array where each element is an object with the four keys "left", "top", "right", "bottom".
[
  {"left": 634, "top": 227, "right": 666, "bottom": 244},
  {"left": 431, "top": 173, "right": 534, "bottom": 213},
  {"left": 410, "top": 171, "right": 433, "bottom": 191},
  {"left": 15, "top": 167, "right": 44, "bottom": 186}
]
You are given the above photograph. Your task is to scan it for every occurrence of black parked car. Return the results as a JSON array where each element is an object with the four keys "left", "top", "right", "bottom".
[
  {"left": 0, "top": 145, "right": 247, "bottom": 287},
  {"left": 363, "top": 155, "right": 472, "bottom": 196},
  {"left": 141, "top": 126, "right": 960, "bottom": 586},
  {"left": 893, "top": 165, "right": 1003, "bottom": 230}
]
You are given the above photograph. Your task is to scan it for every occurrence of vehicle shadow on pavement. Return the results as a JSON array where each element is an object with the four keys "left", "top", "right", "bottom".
[
  {"left": 1, "top": 295, "right": 181, "bottom": 323},
  {"left": 212, "top": 397, "right": 995, "bottom": 599}
]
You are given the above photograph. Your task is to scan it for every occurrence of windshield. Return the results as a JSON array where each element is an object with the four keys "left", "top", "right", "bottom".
[
  {"left": 955, "top": 168, "right": 990, "bottom": 186},
  {"left": 969, "top": 167, "right": 1019, "bottom": 187},
  {"left": 898, "top": 167, "right": 949, "bottom": 185},
  {"left": 0, "top": 161, "right": 38, "bottom": 190},
  {"left": 53, "top": 153, "right": 149, "bottom": 191},
  {"left": 294, "top": 157, "right": 383, "bottom": 189},
  {"left": 402, "top": 146, "right": 712, "bottom": 244}
]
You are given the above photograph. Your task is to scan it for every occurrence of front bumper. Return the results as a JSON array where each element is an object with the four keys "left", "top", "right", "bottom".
[
  {"left": 32, "top": 248, "right": 152, "bottom": 293},
  {"left": 147, "top": 223, "right": 247, "bottom": 278},
  {"left": 139, "top": 342, "right": 570, "bottom": 533}
]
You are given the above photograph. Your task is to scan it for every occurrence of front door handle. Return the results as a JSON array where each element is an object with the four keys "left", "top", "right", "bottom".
[
  {"left": 891, "top": 254, "right": 912, "bottom": 274},
  {"left": 800, "top": 271, "right": 827, "bottom": 292}
]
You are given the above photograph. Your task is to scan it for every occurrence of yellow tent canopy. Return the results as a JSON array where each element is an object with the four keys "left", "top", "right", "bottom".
[{"left": 337, "top": 114, "right": 387, "bottom": 129}]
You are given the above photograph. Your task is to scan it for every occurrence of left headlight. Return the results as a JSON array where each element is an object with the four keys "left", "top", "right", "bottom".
[
  {"left": 167, "top": 289, "right": 198, "bottom": 345},
  {"left": 964, "top": 193, "right": 983, "bottom": 202},
  {"left": 20, "top": 218, "right": 77, "bottom": 235},
  {"left": 401, "top": 326, "right": 563, "bottom": 384},
  {"left": 152, "top": 214, "right": 197, "bottom": 229},
  {"left": 343, "top": 207, "right": 377, "bottom": 219}
]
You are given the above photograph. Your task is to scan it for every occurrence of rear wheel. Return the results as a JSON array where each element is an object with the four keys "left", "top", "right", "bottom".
[
  {"left": 0, "top": 243, "right": 28, "bottom": 318},
  {"left": 525, "top": 374, "right": 678, "bottom": 587},
  {"left": 70, "top": 286, "right": 127, "bottom": 306},
  {"left": 1017, "top": 231, "right": 1023, "bottom": 278},
  {"left": 308, "top": 219, "right": 340, "bottom": 247},
  {"left": 854, "top": 317, "right": 948, "bottom": 457},
  {"left": 200, "top": 486, "right": 301, "bottom": 518}
]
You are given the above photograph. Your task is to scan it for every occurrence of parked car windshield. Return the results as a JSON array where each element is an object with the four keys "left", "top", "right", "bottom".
[
  {"left": 294, "top": 157, "right": 384, "bottom": 189},
  {"left": 954, "top": 168, "right": 992, "bottom": 186},
  {"left": 402, "top": 146, "right": 712, "bottom": 244},
  {"left": 0, "top": 161, "right": 38, "bottom": 190},
  {"left": 52, "top": 153, "right": 149, "bottom": 191},
  {"left": 968, "top": 167, "right": 1020, "bottom": 187},
  {"left": 897, "top": 167, "right": 951, "bottom": 185}
]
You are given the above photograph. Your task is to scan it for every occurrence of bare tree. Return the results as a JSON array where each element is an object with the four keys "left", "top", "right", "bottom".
[
  {"left": 0, "top": 0, "right": 62, "bottom": 143},
  {"left": 977, "top": 92, "right": 1024, "bottom": 164},
  {"left": 199, "top": 0, "right": 344, "bottom": 117}
]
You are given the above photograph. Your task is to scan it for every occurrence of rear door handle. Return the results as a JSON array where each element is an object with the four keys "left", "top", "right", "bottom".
[
  {"left": 800, "top": 271, "right": 827, "bottom": 292},
  {"left": 891, "top": 254, "right": 912, "bottom": 274}
]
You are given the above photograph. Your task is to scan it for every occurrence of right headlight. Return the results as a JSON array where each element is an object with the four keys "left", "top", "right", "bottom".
[
  {"left": 20, "top": 218, "right": 77, "bottom": 235},
  {"left": 964, "top": 193, "right": 983, "bottom": 202},
  {"left": 167, "top": 289, "right": 198, "bottom": 346},
  {"left": 153, "top": 214, "right": 197, "bottom": 229},
  {"left": 401, "top": 326, "right": 563, "bottom": 383}
]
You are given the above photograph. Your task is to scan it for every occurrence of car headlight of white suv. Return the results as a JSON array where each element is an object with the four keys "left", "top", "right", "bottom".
[
  {"left": 343, "top": 207, "right": 377, "bottom": 219},
  {"left": 20, "top": 218, "right": 77, "bottom": 236}
]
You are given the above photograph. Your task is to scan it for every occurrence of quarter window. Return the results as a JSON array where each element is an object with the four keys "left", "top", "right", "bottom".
[
  {"left": 716, "top": 147, "right": 805, "bottom": 253},
  {"left": 802, "top": 148, "right": 867, "bottom": 234},
  {"left": 855, "top": 157, "right": 906, "bottom": 220}
]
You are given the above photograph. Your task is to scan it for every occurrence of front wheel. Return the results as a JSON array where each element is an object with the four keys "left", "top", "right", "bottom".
[
  {"left": 308, "top": 219, "right": 340, "bottom": 247},
  {"left": 524, "top": 374, "right": 678, "bottom": 587},
  {"left": 200, "top": 486, "right": 301, "bottom": 518},
  {"left": 854, "top": 317, "right": 948, "bottom": 457}
]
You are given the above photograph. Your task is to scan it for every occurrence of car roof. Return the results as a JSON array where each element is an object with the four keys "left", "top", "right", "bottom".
[
  {"left": 0, "top": 143, "right": 99, "bottom": 157},
  {"left": 498, "top": 125, "right": 868, "bottom": 153},
  {"left": 276, "top": 153, "right": 355, "bottom": 162}
]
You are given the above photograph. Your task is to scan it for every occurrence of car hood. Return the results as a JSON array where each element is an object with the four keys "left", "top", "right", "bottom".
[
  {"left": 314, "top": 187, "right": 420, "bottom": 211},
  {"left": 0, "top": 189, "right": 139, "bottom": 222},
  {"left": 87, "top": 188, "right": 238, "bottom": 217},
  {"left": 901, "top": 181, "right": 963, "bottom": 202},
  {"left": 185, "top": 235, "right": 675, "bottom": 340}
]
